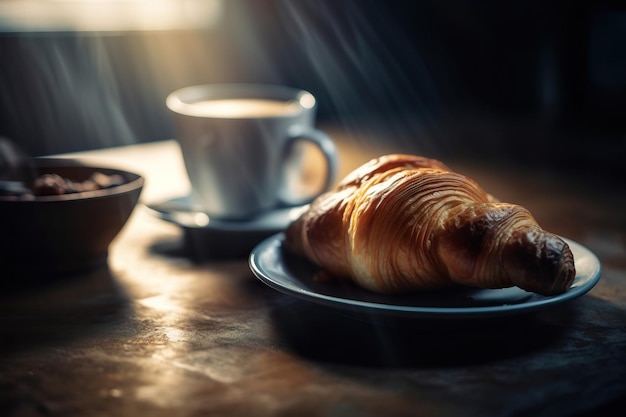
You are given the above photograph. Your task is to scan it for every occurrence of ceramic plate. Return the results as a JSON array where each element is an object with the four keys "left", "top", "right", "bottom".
[{"left": 249, "top": 233, "right": 602, "bottom": 319}]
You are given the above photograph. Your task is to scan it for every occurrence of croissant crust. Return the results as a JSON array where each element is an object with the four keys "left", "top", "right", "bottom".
[{"left": 284, "top": 154, "right": 576, "bottom": 296}]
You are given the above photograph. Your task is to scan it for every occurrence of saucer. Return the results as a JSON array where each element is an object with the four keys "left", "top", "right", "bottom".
[
  {"left": 146, "top": 196, "right": 308, "bottom": 231},
  {"left": 145, "top": 196, "right": 308, "bottom": 259}
]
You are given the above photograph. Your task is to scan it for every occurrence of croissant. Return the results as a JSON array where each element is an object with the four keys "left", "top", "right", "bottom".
[{"left": 284, "top": 154, "right": 576, "bottom": 296}]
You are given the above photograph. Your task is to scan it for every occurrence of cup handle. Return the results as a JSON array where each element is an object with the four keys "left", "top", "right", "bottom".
[{"left": 278, "top": 125, "right": 339, "bottom": 207}]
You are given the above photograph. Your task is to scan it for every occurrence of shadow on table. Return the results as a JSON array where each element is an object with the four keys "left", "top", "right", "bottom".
[
  {"left": 148, "top": 229, "right": 270, "bottom": 262},
  {"left": 0, "top": 265, "right": 133, "bottom": 357},
  {"left": 269, "top": 298, "right": 580, "bottom": 369}
]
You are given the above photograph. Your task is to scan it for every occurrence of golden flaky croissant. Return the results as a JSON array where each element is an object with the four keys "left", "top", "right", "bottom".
[{"left": 284, "top": 154, "right": 576, "bottom": 296}]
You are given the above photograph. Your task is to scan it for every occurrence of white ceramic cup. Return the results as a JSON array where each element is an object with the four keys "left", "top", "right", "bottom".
[{"left": 166, "top": 84, "right": 338, "bottom": 220}]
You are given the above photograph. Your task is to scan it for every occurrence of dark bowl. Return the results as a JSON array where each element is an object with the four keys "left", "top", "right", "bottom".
[{"left": 0, "top": 158, "right": 144, "bottom": 278}]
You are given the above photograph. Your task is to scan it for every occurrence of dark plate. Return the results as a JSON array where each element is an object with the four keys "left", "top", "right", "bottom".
[{"left": 249, "top": 233, "right": 602, "bottom": 319}]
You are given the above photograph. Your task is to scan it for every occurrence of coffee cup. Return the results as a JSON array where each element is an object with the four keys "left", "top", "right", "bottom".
[{"left": 166, "top": 84, "right": 338, "bottom": 220}]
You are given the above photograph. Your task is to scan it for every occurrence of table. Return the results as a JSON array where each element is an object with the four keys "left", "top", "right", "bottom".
[{"left": 1, "top": 133, "right": 625, "bottom": 416}]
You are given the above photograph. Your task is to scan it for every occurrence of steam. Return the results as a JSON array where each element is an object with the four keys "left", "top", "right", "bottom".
[
  {"left": 1, "top": 1, "right": 446, "bottom": 156},
  {"left": 0, "top": 35, "right": 136, "bottom": 155},
  {"left": 0, "top": 1, "right": 223, "bottom": 156},
  {"left": 275, "top": 0, "right": 446, "bottom": 153}
]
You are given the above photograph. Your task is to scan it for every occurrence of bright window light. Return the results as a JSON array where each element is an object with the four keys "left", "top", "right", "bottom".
[{"left": 0, "top": 0, "right": 223, "bottom": 32}]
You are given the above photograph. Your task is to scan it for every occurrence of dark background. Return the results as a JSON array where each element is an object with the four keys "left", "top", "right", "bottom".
[{"left": 1, "top": 0, "right": 625, "bottom": 177}]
